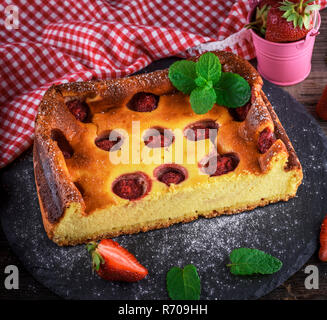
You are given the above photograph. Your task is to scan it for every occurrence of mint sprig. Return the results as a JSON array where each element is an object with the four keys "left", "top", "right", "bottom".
[
  {"left": 168, "top": 60, "right": 197, "bottom": 94},
  {"left": 168, "top": 52, "right": 251, "bottom": 114},
  {"left": 190, "top": 87, "right": 216, "bottom": 115},
  {"left": 214, "top": 72, "right": 251, "bottom": 108},
  {"left": 166, "top": 264, "right": 201, "bottom": 300},
  {"left": 227, "top": 248, "right": 283, "bottom": 276},
  {"left": 196, "top": 51, "right": 221, "bottom": 84}
]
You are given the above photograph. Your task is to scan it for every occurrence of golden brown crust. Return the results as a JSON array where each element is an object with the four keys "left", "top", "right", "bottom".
[
  {"left": 34, "top": 50, "right": 302, "bottom": 245},
  {"left": 34, "top": 117, "right": 85, "bottom": 224},
  {"left": 33, "top": 142, "right": 57, "bottom": 240},
  {"left": 261, "top": 91, "right": 302, "bottom": 171}
]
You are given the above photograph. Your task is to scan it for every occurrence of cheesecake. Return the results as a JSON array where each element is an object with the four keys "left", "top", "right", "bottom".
[{"left": 33, "top": 51, "right": 303, "bottom": 246}]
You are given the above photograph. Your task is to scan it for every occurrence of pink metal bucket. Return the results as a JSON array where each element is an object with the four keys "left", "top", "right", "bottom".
[{"left": 247, "top": 10, "right": 321, "bottom": 86}]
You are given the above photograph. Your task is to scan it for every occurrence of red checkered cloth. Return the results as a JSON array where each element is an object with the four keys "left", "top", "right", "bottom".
[{"left": 0, "top": 0, "right": 326, "bottom": 168}]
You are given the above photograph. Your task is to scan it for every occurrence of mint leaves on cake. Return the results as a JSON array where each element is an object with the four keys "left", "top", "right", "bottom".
[{"left": 168, "top": 52, "right": 251, "bottom": 114}]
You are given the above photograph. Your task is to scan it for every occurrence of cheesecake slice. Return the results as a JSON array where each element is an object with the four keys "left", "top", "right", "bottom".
[{"left": 34, "top": 51, "right": 303, "bottom": 246}]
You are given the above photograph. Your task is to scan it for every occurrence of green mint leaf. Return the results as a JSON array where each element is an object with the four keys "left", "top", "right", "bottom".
[
  {"left": 190, "top": 86, "right": 216, "bottom": 114},
  {"left": 195, "top": 52, "right": 221, "bottom": 85},
  {"left": 166, "top": 264, "right": 201, "bottom": 300},
  {"left": 227, "top": 248, "right": 283, "bottom": 275},
  {"left": 205, "top": 80, "right": 213, "bottom": 89},
  {"left": 214, "top": 72, "right": 251, "bottom": 108},
  {"left": 194, "top": 76, "right": 207, "bottom": 88},
  {"left": 168, "top": 60, "right": 197, "bottom": 94}
]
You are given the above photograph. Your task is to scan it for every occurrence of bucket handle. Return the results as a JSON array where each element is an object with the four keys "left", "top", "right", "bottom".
[
  {"left": 298, "top": 10, "right": 321, "bottom": 48},
  {"left": 308, "top": 9, "right": 320, "bottom": 37}
]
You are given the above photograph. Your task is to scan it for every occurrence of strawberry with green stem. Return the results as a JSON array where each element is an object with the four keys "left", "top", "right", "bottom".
[
  {"left": 245, "top": 0, "right": 320, "bottom": 42},
  {"left": 86, "top": 239, "right": 148, "bottom": 282}
]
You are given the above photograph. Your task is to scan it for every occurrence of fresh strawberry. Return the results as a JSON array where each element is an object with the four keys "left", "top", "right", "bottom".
[
  {"left": 86, "top": 239, "right": 148, "bottom": 282},
  {"left": 266, "top": 5, "right": 310, "bottom": 42},
  {"left": 316, "top": 85, "right": 327, "bottom": 121},
  {"left": 245, "top": 0, "right": 320, "bottom": 42}
]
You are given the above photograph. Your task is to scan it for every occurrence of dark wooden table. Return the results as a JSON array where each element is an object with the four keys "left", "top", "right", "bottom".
[
  {"left": 1, "top": 10, "right": 327, "bottom": 300},
  {"left": 261, "top": 8, "right": 327, "bottom": 300}
]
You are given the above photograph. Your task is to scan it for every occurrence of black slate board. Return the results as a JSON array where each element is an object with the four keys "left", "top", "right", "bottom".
[{"left": 1, "top": 59, "right": 327, "bottom": 300}]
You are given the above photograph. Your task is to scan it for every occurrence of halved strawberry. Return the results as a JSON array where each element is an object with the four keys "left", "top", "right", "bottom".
[
  {"left": 316, "top": 85, "right": 327, "bottom": 121},
  {"left": 86, "top": 239, "right": 148, "bottom": 282}
]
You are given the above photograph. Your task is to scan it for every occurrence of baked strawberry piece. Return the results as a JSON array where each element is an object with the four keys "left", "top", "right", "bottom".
[
  {"left": 229, "top": 103, "right": 251, "bottom": 121},
  {"left": 112, "top": 172, "right": 151, "bottom": 200},
  {"left": 154, "top": 165, "right": 187, "bottom": 186},
  {"left": 66, "top": 99, "right": 89, "bottom": 122},
  {"left": 143, "top": 127, "right": 175, "bottom": 148},
  {"left": 258, "top": 128, "right": 276, "bottom": 154},
  {"left": 127, "top": 92, "right": 159, "bottom": 112}
]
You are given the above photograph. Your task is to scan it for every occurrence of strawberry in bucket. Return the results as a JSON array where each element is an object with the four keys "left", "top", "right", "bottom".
[
  {"left": 246, "top": 0, "right": 320, "bottom": 42},
  {"left": 245, "top": 0, "right": 321, "bottom": 85}
]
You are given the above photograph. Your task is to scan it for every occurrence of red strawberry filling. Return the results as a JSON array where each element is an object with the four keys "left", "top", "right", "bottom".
[
  {"left": 200, "top": 153, "right": 239, "bottom": 176},
  {"left": 184, "top": 120, "right": 219, "bottom": 141},
  {"left": 258, "top": 127, "right": 276, "bottom": 153},
  {"left": 50, "top": 129, "right": 73, "bottom": 159},
  {"left": 66, "top": 99, "right": 89, "bottom": 122},
  {"left": 127, "top": 92, "right": 159, "bottom": 112},
  {"left": 154, "top": 165, "right": 187, "bottom": 186},
  {"left": 112, "top": 173, "right": 151, "bottom": 200},
  {"left": 113, "top": 179, "right": 143, "bottom": 200},
  {"left": 144, "top": 127, "right": 174, "bottom": 148},
  {"left": 229, "top": 103, "right": 251, "bottom": 121},
  {"left": 96, "top": 138, "right": 121, "bottom": 151},
  {"left": 160, "top": 171, "right": 183, "bottom": 185},
  {"left": 95, "top": 131, "right": 123, "bottom": 152}
]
